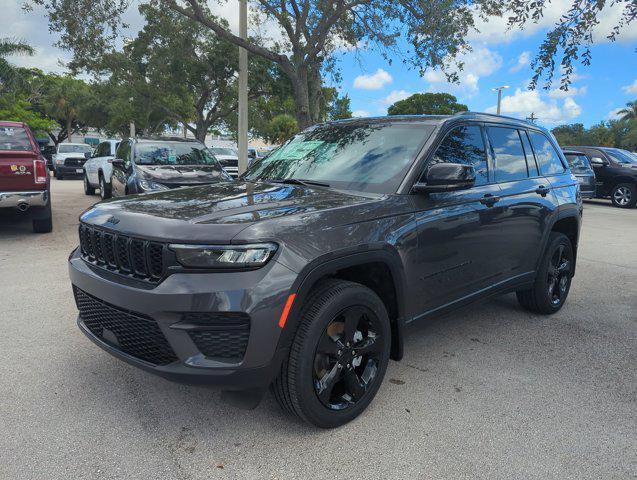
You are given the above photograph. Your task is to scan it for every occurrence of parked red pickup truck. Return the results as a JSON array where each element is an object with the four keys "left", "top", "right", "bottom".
[{"left": 0, "top": 121, "right": 52, "bottom": 233}]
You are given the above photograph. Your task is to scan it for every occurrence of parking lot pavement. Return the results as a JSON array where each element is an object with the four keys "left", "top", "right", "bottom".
[{"left": 1, "top": 178, "right": 635, "bottom": 480}]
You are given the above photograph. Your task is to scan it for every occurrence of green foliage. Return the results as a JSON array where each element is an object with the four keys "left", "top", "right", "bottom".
[
  {"left": 551, "top": 117, "right": 637, "bottom": 151},
  {"left": 618, "top": 101, "right": 637, "bottom": 121},
  {"left": 0, "top": 38, "right": 35, "bottom": 91},
  {"left": 324, "top": 89, "right": 352, "bottom": 121},
  {"left": 387, "top": 93, "right": 468, "bottom": 116},
  {"left": 266, "top": 114, "right": 298, "bottom": 144},
  {"left": 0, "top": 94, "right": 57, "bottom": 135}
]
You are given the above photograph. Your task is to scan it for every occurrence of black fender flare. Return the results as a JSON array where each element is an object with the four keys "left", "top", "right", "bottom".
[
  {"left": 276, "top": 244, "right": 408, "bottom": 362},
  {"left": 536, "top": 205, "right": 581, "bottom": 275}
]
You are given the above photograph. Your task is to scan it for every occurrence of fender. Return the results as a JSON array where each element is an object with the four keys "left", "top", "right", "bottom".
[
  {"left": 276, "top": 244, "right": 408, "bottom": 362},
  {"left": 535, "top": 204, "right": 582, "bottom": 276}
]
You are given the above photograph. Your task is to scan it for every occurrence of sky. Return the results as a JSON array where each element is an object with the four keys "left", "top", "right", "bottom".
[{"left": 2, "top": 0, "right": 636, "bottom": 129}]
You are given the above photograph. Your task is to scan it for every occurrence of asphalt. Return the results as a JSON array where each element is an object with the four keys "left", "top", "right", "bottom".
[{"left": 1, "top": 177, "right": 635, "bottom": 480}]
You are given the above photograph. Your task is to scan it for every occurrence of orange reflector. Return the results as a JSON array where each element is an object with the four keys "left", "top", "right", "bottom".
[{"left": 278, "top": 293, "right": 296, "bottom": 328}]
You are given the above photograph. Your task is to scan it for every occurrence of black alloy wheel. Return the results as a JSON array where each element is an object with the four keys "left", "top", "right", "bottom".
[
  {"left": 516, "top": 232, "right": 574, "bottom": 314},
  {"left": 273, "top": 279, "right": 391, "bottom": 428},
  {"left": 313, "top": 305, "right": 383, "bottom": 410},
  {"left": 547, "top": 243, "right": 571, "bottom": 306}
]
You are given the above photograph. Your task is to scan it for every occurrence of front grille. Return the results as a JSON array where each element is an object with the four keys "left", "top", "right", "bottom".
[
  {"left": 64, "top": 157, "right": 86, "bottom": 167},
  {"left": 79, "top": 223, "right": 166, "bottom": 283},
  {"left": 182, "top": 312, "right": 250, "bottom": 361},
  {"left": 74, "top": 287, "right": 178, "bottom": 366}
]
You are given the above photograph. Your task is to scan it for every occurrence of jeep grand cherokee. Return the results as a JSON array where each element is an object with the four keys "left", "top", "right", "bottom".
[{"left": 69, "top": 113, "right": 582, "bottom": 428}]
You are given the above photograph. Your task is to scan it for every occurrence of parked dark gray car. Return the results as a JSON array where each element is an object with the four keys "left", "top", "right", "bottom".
[
  {"left": 69, "top": 113, "right": 582, "bottom": 427},
  {"left": 562, "top": 149, "right": 596, "bottom": 199}
]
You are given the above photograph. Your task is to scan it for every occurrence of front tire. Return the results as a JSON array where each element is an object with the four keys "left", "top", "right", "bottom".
[
  {"left": 84, "top": 173, "right": 95, "bottom": 195},
  {"left": 273, "top": 279, "right": 391, "bottom": 428},
  {"left": 611, "top": 183, "right": 636, "bottom": 208},
  {"left": 99, "top": 175, "right": 112, "bottom": 199},
  {"left": 516, "top": 232, "right": 573, "bottom": 314}
]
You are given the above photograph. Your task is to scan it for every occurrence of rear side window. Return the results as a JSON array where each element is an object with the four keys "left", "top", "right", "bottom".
[
  {"left": 520, "top": 130, "right": 539, "bottom": 176},
  {"left": 0, "top": 126, "right": 32, "bottom": 151},
  {"left": 528, "top": 131, "right": 565, "bottom": 175},
  {"left": 564, "top": 153, "right": 591, "bottom": 173},
  {"left": 426, "top": 125, "right": 489, "bottom": 185},
  {"left": 487, "top": 127, "right": 528, "bottom": 182}
]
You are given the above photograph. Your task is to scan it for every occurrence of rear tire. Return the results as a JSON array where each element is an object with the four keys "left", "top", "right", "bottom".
[
  {"left": 84, "top": 173, "right": 95, "bottom": 195},
  {"left": 516, "top": 232, "right": 573, "bottom": 314},
  {"left": 32, "top": 201, "right": 52, "bottom": 233},
  {"left": 273, "top": 279, "right": 391, "bottom": 428},
  {"left": 610, "top": 183, "right": 636, "bottom": 208}
]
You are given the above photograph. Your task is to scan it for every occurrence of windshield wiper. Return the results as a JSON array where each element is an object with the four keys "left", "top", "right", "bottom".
[{"left": 267, "top": 178, "right": 331, "bottom": 188}]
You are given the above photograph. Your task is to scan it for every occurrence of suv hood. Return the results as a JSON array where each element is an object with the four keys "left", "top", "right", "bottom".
[
  {"left": 80, "top": 181, "right": 383, "bottom": 243},
  {"left": 137, "top": 164, "right": 225, "bottom": 185}
]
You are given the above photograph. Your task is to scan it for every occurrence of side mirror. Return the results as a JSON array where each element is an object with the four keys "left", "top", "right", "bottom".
[
  {"left": 84, "top": 152, "right": 92, "bottom": 159},
  {"left": 412, "top": 163, "right": 476, "bottom": 193},
  {"left": 589, "top": 157, "right": 607, "bottom": 167},
  {"left": 110, "top": 158, "right": 125, "bottom": 168}
]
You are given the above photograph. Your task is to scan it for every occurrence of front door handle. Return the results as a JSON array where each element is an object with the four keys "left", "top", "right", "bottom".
[
  {"left": 536, "top": 185, "right": 550, "bottom": 197},
  {"left": 480, "top": 193, "right": 500, "bottom": 206}
]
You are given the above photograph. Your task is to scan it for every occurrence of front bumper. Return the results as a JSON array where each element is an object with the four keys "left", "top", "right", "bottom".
[
  {"left": 68, "top": 248, "right": 297, "bottom": 389},
  {"left": 56, "top": 164, "right": 85, "bottom": 175},
  {"left": 0, "top": 190, "right": 48, "bottom": 209}
]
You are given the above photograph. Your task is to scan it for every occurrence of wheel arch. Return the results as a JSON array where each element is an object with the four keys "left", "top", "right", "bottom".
[
  {"left": 279, "top": 246, "right": 408, "bottom": 361},
  {"left": 539, "top": 209, "right": 581, "bottom": 277}
]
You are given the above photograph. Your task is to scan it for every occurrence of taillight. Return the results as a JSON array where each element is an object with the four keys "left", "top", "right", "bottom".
[{"left": 34, "top": 159, "right": 47, "bottom": 184}]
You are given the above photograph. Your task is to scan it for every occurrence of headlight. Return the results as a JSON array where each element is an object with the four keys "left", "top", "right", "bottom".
[
  {"left": 55, "top": 157, "right": 64, "bottom": 165},
  {"left": 169, "top": 243, "right": 278, "bottom": 269},
  {"left": 138, "top": 179, "right": 169, "bottom": 191}
]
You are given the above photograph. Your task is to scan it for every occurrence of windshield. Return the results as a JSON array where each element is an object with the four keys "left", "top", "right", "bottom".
[
  {"left": 244, "top": 122, "right": 434, "bottom": 194},
  {"left": 210, "top": 147, "right": 238, "bottom": 157},
  {"left": 59, "top": 144, "right": 92, "bottom": 154},
  {"left": 606, "top": 148, "right": 637, "bottom": 164},
  {"left": 135, "top": 142, "right": 223, "bottom": 167},
  {"left": 0, "top": 126, "right": 32, "bottom": 151},
  {"left": 564, "top": 153, "right": 591, "bottom": 173}
]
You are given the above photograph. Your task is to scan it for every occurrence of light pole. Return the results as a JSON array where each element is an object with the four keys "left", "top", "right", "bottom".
[
  {"left": 491, "top": 85, "right": 509, "bottom": 115},
  {"left": 237, "top": 0, "right": 248, "bottom": 175}
]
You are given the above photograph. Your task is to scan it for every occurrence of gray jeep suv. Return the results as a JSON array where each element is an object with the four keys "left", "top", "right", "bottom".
[{"left": 69, "top": 113, "right": 582, "bottom": 427}]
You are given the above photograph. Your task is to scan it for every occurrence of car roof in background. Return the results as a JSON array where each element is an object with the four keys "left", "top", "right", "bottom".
[
  {"left": 135, "top": 137, "right": 202, "bottom": 144},
  {"left": 562, "top": 149, "right": 586, "bottom": 155}
]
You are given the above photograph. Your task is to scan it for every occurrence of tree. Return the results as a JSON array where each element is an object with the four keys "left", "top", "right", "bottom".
[
  {"left": 550, "top": 119, "right": 637, "bottom": 151},
  {"left": 0, "top": 38, "right": 35, "bottom": 91},
  {"left": 387, "top": 93, "right": 468, "bottom": 116},
  {"left": 324, "top": 89, "right": 352, "bottom": 121},
  {"left": 40, "top": 75, "right": 93, "bottom": 144},
  {"left": 266, "top": 114, "right": 298, "bottom": 144},
  {"left": 618, "top": 101, "right": 637, "bottom": 121},
  {"left": 0, "top": 94, "right": 57, "bottom": 135},
  {"left": 32, "top": 0, "right": 635, "bottom": 125}
]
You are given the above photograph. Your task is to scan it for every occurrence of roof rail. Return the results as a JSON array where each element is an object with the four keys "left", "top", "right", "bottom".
[{"left": 453, "top": 111, "right": 534, "bottom": 125}]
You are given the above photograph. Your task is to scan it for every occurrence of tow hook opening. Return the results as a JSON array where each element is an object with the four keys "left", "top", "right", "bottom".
[{"left": 16, "top": 202, "right": 29, "bottom": 212}]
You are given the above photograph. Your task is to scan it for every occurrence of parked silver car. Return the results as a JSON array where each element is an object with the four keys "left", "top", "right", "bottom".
[{"left": 83, "top": 139, "right": 119, "bottom": 199}]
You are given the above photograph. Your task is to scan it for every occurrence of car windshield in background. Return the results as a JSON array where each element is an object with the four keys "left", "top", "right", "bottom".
[
  {"left": 564, "top": 153, "right": 591, "bottom": 173},
  {"left": 244, "top": 122, "right": 434, "bottom": 194},
  {"left": 606, "top": 148, "right": 637, "bottom": 164},
  {"left": 210, "top": 147, "right": 238, "bottom": 157},
  {"left": 136, "top": 142, "right": 222, "bottom": 166},
  {"left": 59, "top": 144, "right": 92, "bottom": 154},
  {"left": 0, "top": 126, "right": 31, "bottom": 151}
]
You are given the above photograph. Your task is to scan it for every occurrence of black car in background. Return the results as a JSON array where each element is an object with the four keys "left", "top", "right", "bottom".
[
  {"left": 565, "top": 146, "right": 637, "bottom": 208},
  {"left": 110, "top": 138, "right": 231, "bottom": 196},
  {"left": 562, "top": 149, "right": 596, "bottom": 199}
]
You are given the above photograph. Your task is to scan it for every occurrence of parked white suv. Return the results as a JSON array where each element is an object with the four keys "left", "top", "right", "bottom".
[{"left": 83, "top": 139, "right": 119, "bottom": 199}]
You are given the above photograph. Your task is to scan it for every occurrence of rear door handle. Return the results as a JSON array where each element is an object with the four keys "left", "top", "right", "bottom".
[
  {"left": 480, "top": 193, "right": 500, "bottom": 206},
  {"left": 536, "top": 185, "right": 550, "bottom": 197}
]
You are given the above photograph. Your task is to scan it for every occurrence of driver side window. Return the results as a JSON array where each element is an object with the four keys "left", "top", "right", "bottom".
[{"left": 422, "top": 125, "right": 489, "bottom": 186}]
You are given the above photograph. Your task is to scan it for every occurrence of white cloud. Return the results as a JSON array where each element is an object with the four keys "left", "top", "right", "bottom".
[
  {"left": 423, "top": 46, "right": 502, "bottom": 96},
  {"left": 548, "top": 85, "right": 588, "bottom": 98},
  {"left": 352, "top": 110, "right": 371, "bottom": 118},
  {"left": 485, "top": 88, "right": 582, "bottom": 125},
  {"left": 622, "top": 79, "right": 637, "bottom": 95},
  {"left": 353, "top": 68, "right": 393, "bottom": 90},
  {"left": 509, "top": 51, "right": 530, "bottom": 73},
  {"left": 381, "top": 89, "right": 412, "bottom": 106},
  {"left": 607, "top": 107, "right": 624, "bottom": 120}
]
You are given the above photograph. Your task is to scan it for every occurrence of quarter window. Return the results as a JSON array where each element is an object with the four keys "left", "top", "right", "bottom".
[
  {"left": 528, "top": 131, "right": 565, "bottom": 175},
  {"left": 520, "top": 130, "right": 539, "bottom": 176},
  {"left": 424, "top": 125, "right": 489, "bottom": 185},
  {"left": 488, "top": 127, "right": 529, "bottom": 182}
]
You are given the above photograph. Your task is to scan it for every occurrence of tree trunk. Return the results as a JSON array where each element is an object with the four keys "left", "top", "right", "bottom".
[
  {"left": 66, "top": 118, "right": 72, "bottom": 142},
  {"left": 291, "top": 65, "right": 313, "bottom": 130}
]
